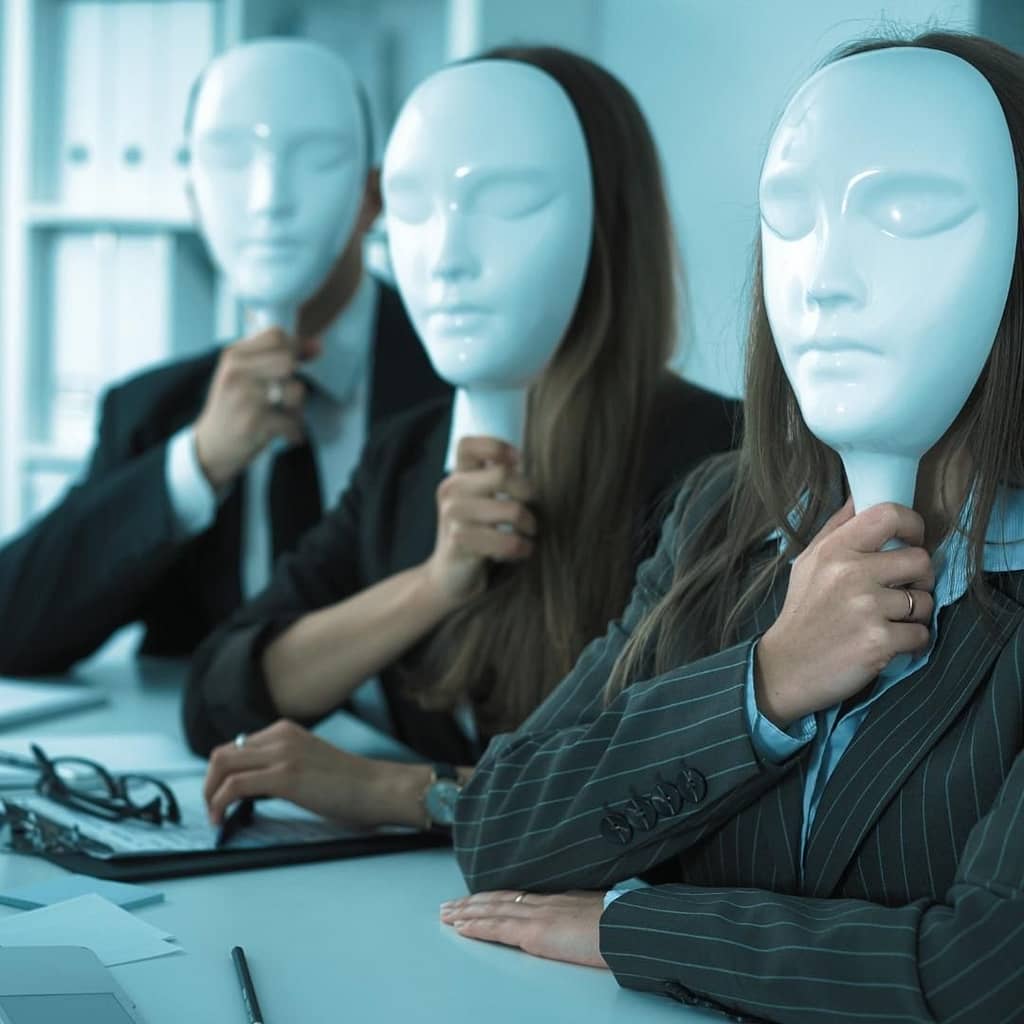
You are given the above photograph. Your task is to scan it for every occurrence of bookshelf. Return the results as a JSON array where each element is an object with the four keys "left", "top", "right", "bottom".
[{"left": 0, "top": 0, "right": 299, "bottom": 536}]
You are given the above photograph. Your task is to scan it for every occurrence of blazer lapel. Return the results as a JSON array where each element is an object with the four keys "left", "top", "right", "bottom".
[{"left": 802, "top": 581, "right": 1024, "bottom": 897}]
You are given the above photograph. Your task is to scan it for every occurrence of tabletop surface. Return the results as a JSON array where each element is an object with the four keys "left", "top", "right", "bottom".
[{"left": 0, "top": 654, "right": 719, "bottom": 1024}]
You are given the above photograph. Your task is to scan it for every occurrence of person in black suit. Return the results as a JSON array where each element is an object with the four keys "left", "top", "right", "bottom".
[
  {"left": 185, "top": 46, "right": 741, "bottom": 835},
  {"left": 0, "top": 159, "right": 447, "bottom": 677}
]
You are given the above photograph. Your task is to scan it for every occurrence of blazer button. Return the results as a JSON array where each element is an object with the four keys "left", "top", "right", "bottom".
[
  {"left": 600, "top": 812, "right": 633, "bottom": 845},
  {"left": 650, "top": 780, "right": 683, "bottom": 816},
  {"left": 624, "top": 795, "right": 658, "bottom": 832},
  {"left": 677, "top": 765, "right": 707, "bottom": 804}
]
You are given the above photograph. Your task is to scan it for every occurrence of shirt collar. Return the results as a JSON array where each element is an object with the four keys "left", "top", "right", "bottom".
[
  {"left": 299, "top": 274, "right": 379, "bottom": 407},
  {"left": 770, "top": 485, "right": 1024, "bottom": 583}
]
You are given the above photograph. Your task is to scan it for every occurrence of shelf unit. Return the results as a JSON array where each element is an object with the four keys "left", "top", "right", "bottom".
[
  {"left": 0, "top": 0, "right": 592, "bottom": 539},
  {"left": 0, "top": 0, "right": 300, "bottom": 537}
]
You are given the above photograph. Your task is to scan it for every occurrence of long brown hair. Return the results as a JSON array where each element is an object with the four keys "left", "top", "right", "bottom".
[
  {"left": 608, "top": 30, "right": 1024, "bottom": 695},
  {"left": 412, "top": 45, "right": 678, "bottom": 733}
]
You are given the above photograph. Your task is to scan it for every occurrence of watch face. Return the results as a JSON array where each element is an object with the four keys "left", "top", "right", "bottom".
[{"left": 425, "top": 780, "right": 461, "bottom": 826}]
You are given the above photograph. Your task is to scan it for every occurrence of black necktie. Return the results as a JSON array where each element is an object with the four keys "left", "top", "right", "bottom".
[{"left": 268, "top": 440, "right": 322, "bottom": 563}]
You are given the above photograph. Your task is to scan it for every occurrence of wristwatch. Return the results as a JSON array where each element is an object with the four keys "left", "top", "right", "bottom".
[{"left": 422, "top": 763, "right": 461, "bottom": 830}]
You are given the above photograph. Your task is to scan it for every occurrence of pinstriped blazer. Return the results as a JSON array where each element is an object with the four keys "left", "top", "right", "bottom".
[{"left": 454, "top": 453, "right": 1024, "bottom": 1024}]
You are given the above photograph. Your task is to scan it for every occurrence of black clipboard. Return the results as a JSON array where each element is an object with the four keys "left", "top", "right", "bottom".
[{"left": 2, "top": 798, "right": 450, "bottom": 881}]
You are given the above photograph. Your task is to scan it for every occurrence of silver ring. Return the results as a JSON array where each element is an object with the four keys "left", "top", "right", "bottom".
[
  {"left": 904, "top": 589, "right": 915, "bottom": 621},
  {"left": 266, "top": 379, "right": 285, "bottom": 410},
  {"left": 234, "top": 732, "right": 247, "bottom": 749},
  {"left": 513, "top": 892, "right": 526, "bottom": 904}
]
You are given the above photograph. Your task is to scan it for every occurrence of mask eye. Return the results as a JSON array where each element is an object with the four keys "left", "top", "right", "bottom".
[
  {"left": 759, "top": 177, "right": 815, "bottom": 241},
  {"left": 860, "top": 181, "right": 978, "bottom": 239},
  {"left": 384, "top": 177, "right": 431, "bottom": 225},
  {"left": 196, "top": 132, "right": 252, "bottom": 171},
  {"left": 295, "top": 136, "right": 354, "bottom": 173},
  {"left": 473, "top": 179, "right": 557, "bottom": 219}
]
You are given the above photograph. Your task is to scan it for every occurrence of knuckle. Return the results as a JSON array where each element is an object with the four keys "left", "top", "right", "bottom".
[
  {"left": 875, "top": 505, "right": 899, "bottom": 535},
  {"left": 828, "top": 559, "right": 857, "bottom": 589},
  {"left": 909, "top": 548, "right": 932, "bottom": 578},
  {"left": 864, "top": 624, "right": 892, "bottom": 663},
  {"left": 439, "top": 497, "right": 457, "bottom": 522}
]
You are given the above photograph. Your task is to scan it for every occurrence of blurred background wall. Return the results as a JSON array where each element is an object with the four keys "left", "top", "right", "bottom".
[{"left": 1, "top": 0, "right": 1021, "bottom": 537}]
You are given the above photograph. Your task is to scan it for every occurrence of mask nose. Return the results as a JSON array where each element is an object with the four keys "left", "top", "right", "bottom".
[
  {"left": 248, "top": 151, "right": 295, "bottom": 220},
  {"left": 430, "top": 205, "right": 481, "bottom": 283},
  {"left": 806, "top": 220, "right": 867, "bottom": 309}
]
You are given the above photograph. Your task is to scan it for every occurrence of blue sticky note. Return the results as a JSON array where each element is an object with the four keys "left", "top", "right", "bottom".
[{"left": 0, "top": 875, "right": 164, "bottom": 911}]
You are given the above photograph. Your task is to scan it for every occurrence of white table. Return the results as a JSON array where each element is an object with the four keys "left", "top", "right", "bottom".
[{"left": 0, "top": 657, "right": 717, "bottom": 1023}]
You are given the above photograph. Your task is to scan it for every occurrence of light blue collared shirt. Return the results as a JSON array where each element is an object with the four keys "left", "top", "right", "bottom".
[{"left": 746, "top": 488, "right": 1024, "bottom": 872}]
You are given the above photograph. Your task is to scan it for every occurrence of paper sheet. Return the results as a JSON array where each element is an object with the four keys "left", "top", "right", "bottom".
[
  {"left": 0, "top": 894, "right": 180, "bottom": 966},
  {"left": 0, "top": 874, "right": 164, "bottom": 911}
]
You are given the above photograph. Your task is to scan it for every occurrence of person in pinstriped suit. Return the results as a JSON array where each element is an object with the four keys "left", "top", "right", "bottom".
[{"left": 443, "top": 32, "right": 1024, "bottom": 1024}]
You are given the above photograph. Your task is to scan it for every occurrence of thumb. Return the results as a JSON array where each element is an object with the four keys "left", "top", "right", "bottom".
[{"left": 814, "top": 495, "right": 855, "bottom": 541}]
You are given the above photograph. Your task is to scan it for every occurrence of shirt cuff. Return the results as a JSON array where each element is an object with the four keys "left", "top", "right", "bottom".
[
  {"left": 745, "top": 640, "right": 816, "bottom": 763},
  {"left": 603, "top": 877, "right": 651, "bottom": 910},
  {"left": 165, "top": 426, "right": 218, "bottom": 537}
]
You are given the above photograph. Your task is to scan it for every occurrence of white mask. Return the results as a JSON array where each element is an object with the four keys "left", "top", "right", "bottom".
[
  {"left": 760, "top": 46, "right": 1018, "bottom": 512},
  {"left": 382, "top": 59, "right": 593, "bottom": 457},
  {"left": 188, "top": 40, "right": 367, "bottom": 333}
]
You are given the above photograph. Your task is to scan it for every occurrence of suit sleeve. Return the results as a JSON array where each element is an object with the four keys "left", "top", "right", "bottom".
[
  {"left": 182, "top": 437, "right": 374, "bottom": 756},
  {"left": 600, "top": 689, "right": 1024, "bottom": 1024},
  {"left": 454, "top": 468, "right": 789, "bottom": 894},
  {"left": 0, "top": 386, "right": 187, "bottom": 675}
]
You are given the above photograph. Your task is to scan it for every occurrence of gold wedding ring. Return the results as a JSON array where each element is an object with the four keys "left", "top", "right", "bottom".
[{"left": 904, "top": 589, "right": 915, "bottom": 621}]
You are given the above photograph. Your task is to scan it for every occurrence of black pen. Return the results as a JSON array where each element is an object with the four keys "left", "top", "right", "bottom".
[
  {"left": 231, "top": 945, "right": 265, "bottom": 1024},
  {"left": 215, "top": 797, "right": 255, "bottom": 849},
  {"left": 0, "top": 751, "right": 37, "bottom": 771}
]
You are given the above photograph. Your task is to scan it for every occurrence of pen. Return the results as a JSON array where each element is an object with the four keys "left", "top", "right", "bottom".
[
  {"left": 231, "top": 945, "right": 265, "bottom": 1024},
  {"left": 0, "top": 751, "right": 38, "bottom": 772},
  {"left": 215, "top": 797, "right": 255, "bottom": 849}
]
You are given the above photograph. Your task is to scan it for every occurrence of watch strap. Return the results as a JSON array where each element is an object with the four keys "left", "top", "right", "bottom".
[{"left": 422, "top": 762, "right": 460, "bottom": 831}]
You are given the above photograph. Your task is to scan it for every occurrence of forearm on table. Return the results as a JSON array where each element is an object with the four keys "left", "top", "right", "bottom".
[
  {"left": 366, "top": 761, "right": 475, "bottom": 829},
  {"left": 264, "top": 564, "right": 456, "bottom": 719}
]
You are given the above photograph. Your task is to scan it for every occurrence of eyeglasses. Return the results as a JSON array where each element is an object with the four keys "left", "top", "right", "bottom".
[{"left": 29, "top": 743, "right": 180, "bottom": 826}]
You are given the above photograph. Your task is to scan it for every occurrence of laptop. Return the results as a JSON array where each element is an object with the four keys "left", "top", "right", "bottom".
[
  {"left": 0, "top": 946, "right": 144, "bottom": 1023},
  {"left": 0, "top": 678, "right": 106, "bottom": 731}
]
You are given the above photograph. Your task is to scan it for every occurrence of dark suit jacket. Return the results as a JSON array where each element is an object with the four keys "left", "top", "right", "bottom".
[
  {"left": 182, "top": 373, "right": 740, "bottom": 765},
  {"left": 455, "top": 452, "right": 1024, "bottom": 1024},
  {"left": 0, "top": 287, "right": 449, "bottom": 676}
]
